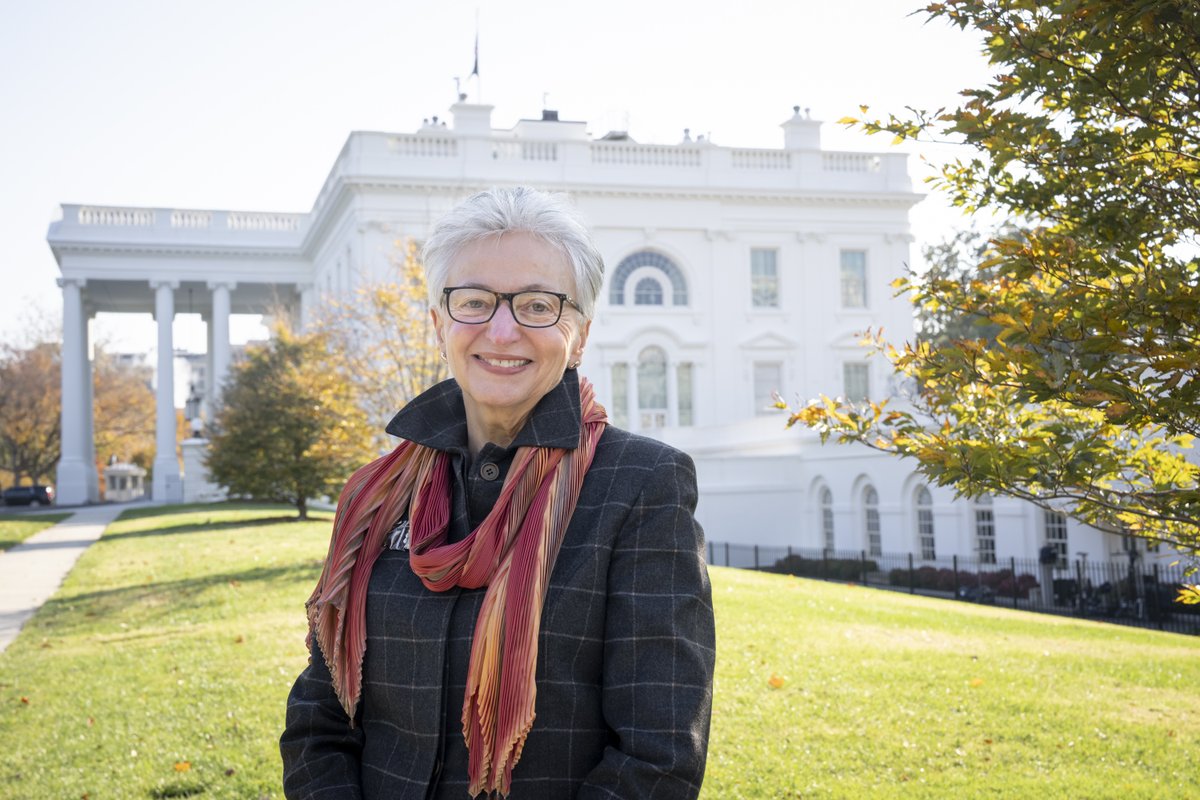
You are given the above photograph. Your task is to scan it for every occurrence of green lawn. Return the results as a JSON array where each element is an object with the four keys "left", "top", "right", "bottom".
[
  {"left": 0, "top": 504, "right": 1197, "bottom": 799},
  {"left": 0, "top": 513, "right": 71, "bottom": 552}
]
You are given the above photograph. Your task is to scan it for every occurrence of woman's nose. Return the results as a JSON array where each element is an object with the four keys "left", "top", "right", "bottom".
[{"left": 485, "top": 299, "right": 522, "bottom": 342}]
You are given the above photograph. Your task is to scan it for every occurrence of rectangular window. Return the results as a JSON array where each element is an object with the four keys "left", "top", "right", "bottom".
[
  {"left": 975, "top": 508, "right": 996, "bottom": 564},
  {"left": 753, "top": 362, "right": 783, "bottom": 416},
  {"left": 866, "top": 508, "right": 882, "bottom": 557},
  {"left": 918, "top": 508, "right": 936, "bottom": 561},
  {"left": 840, "top": 249, "right": 867, "bottom": 308},
  {"left": 1043, "top": 510, "right": 1068, "bottom": 568},
  {"left": 750, "top": 248, "right": 780, "bottom": 308},
  {"left": 677, "top": 363, "right": 694, "bottom": 426},
  {"left": 610, "top": 363, "right": 629, "bottom": 429},
  {"left": 843, "top": 362, "right": 870, "bottom": 402}
]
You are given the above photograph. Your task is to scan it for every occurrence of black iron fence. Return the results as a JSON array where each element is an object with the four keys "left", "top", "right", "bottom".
[{"left": 707, "top": 541, "right": 1200, "bottom": 637}]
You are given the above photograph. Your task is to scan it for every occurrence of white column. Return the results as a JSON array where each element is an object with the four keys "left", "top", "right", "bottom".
[
  {"left": 666, "top": 357, "right": 679, "bottom": 427},
  {"left": 207, "top": 281, "right": 233, "bottom": 405},
  {"left": 626, "top": 361, "right": 639, "bottom": 432},
  {"left": 82, "top": 310, "right": 99, "bottom": 501},
  {"left": 297, "top": 282, "right": 315, "bottom": 332},
  {"left": 55, "top": 278, "right": 89, "bottom": 505},
  {"left": 151, "top": 280, "right": 182, "bottom": 502}
]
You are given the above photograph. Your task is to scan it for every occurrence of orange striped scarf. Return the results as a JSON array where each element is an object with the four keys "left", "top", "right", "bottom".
[{"left": 306, "top": 378, "right": 607, "bottom": 797}]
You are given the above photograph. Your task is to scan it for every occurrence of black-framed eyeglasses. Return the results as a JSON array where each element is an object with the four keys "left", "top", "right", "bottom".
[{"left": 442, "top": 287, "right": 582, "bottom": 328}]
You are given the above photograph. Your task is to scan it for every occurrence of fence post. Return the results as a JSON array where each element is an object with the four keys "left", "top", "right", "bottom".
[
  {"left": 724, "top": 541, "right": 730, "bottom": 567},
  {"left": 1153, "top": 563, "right": 1164, "bottom": 630},
  {"left": 953, "top": 555, "right": 960, "bottom": 598},
  {"left": 861, "top": 550, "right": 867, "bottom": 585},
  {"left": 754, "top": 545, "right": 759, "bottom": 571},
  {"left": 707, "top": 541, "right": 713, "bottom": 566},
  {"left": 1011, "top": 557, "right": 1018, "bottom": 609},
  {"left": 822, "top": 549, "right": 829, "bottom": 580},
  {"left": 908, "top": 552, "right": 915, "bottom": 595},
  {"left": 1074, "top": 559, "right": 1084, "bottom": 613}
]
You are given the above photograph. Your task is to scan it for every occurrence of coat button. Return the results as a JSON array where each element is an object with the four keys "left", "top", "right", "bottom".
[{"left": 480, "top": 462, "right": 501, "bottom": 481}]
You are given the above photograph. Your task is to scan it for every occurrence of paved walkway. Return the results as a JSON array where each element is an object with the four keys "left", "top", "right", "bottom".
[{"left": 0, "top": 503, "right": 145, "bottom": 653}]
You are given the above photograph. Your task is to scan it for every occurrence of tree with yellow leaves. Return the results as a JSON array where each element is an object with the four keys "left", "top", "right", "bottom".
[
  {"left": 311, "top": 238, "right": 447, "bottom": 449},
  {"left": 787, "top": 0, "right": 1200, "bottom": 561}
]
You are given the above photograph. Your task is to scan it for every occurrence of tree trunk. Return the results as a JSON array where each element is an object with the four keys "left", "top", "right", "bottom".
[{"left": 298, "top": 495, "right": 307, "bottom": 520}]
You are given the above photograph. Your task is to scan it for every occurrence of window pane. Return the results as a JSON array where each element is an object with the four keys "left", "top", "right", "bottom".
[
  {"left": 677, "top": 362, "right": 693, "bottom": 426},
  {"left": 820, "top": 487, "right": 835, "bottom": 551},
  {"left": 1043, "top": 510, "right": 1068, "bottom": 567},
  {"left": 864, "top": 486, "right": 881, "bottom": 557},
  {"left": 611, "top": 363, "right": 629, "bottom": 429},
  {"left": 753, "top": 362, "right": 783, "bottom": 416},
  {"left": 638, "top": 347, "right": 667, "bottom": 428},
  {"left": 840, "top": 250, "right": 867, "bottom": 307},
  {"left": 751, "top": 248, "right": 779, "bottom": 307},
  {"left": 843, "top": 362, "right": 870, "bottom": 402},
  {"left": 975, "top": 507, "right": 996, "bottom": 564},
  {"left": 634, "top": 277, "right": 664, "bottom": 305},
  {"left": 916, "top": 487, "right": 936, "bottom": 561}
]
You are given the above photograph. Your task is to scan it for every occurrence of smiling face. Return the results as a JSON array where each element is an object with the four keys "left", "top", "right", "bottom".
[{"left": 432, "top": 231, "right": 590, "bottom": 453}]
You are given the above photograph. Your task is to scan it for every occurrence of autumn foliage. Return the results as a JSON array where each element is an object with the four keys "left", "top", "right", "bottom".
[{"left": 791, "top": 0, "right": 1200, "bottom": 557}]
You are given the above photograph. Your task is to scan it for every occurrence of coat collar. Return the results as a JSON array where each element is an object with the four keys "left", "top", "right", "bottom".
[{"left": 384, "top": 369, "right": 583, "bottom": 454}]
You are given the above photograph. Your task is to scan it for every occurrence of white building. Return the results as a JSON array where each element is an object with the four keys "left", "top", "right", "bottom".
[{"left": 46, "top": 100, "right": 1149, "bottom": 568}]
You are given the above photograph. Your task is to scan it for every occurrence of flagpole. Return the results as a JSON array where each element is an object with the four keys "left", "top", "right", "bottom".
[{"left": 474, "top": 8, "right": 482, "bottom": 103}]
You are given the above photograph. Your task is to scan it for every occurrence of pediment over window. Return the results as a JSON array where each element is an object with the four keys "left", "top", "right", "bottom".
[{"left": 739, "top": 331, "right": 797, "bottom": 350}]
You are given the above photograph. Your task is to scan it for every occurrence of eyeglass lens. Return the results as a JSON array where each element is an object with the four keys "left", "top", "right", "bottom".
[{"left": 446, "top": 288, "right": 564, "bottom": 327}]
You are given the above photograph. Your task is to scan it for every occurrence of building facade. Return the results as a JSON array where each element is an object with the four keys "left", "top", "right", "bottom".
[{"left": 47, "top": 101, "right": 1148, "bottom": 565}]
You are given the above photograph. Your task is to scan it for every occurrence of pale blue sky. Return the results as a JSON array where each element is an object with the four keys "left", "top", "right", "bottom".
[{"left": 0, "top": 0, "right": 992, "bottom": 352}]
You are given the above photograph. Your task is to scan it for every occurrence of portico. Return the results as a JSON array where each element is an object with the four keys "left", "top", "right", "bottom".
[{"left": 47, "top": 206, "right": 312, "bottom": 505}]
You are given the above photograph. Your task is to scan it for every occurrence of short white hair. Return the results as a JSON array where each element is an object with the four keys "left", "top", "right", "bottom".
[{"left": 422, "top": 187, "right": 605, "bottom": 319}]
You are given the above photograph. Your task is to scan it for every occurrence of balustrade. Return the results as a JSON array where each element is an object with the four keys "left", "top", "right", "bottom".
[{"left": 78, "top": 206, "right": 154, "bottom": 226}]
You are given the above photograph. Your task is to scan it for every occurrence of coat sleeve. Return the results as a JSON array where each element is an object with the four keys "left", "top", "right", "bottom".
[
  {"left": 579, "top": 446, "right": 717, "bottom": 799},
  {"left": 280, "top": 637, "right": 366, "bottom": 799}
]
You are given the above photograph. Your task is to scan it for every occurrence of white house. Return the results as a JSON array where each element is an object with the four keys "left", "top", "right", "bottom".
[{"left": 46, "top": 100, "right": 1154, "bottom": 570}]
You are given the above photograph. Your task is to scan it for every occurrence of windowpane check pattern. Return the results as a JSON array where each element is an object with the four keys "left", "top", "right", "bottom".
[
  {"left": 840, "top": 250, "right": 867, "bottom": 308},
  {"left": 751, "top": 248, "right": 779, "bottom": 307}
]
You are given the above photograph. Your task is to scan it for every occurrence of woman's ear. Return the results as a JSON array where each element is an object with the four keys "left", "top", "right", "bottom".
[{"left": 572, "top": 319, "right": 592, "bottom": 365}]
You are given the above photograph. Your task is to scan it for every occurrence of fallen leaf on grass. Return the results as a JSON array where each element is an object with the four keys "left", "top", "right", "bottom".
[
  {"left": 87, "top": 717, "right": 94, "bottom": 727},
  {"left": 174, "top": 761, "right": 191, "bottom": 772},
  {"left": 969, "top": 678, "right": 984, "bottom": 688},
  {"left": 224, "top": 768, "right": 236, "bottom": 777},
  {"left": 19, "top": 697, "right": 29, "bottom": 705},
  {"left": 234, "top": 635, "right": 245, "bottom": 644},
  {"left": 768, "top": 674, "right": 786, "bottom": 689}
]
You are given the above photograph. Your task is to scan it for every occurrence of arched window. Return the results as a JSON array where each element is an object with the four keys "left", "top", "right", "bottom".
[
  {"left": 610, "top": 251, "right": 688, "bottom": 305},
  {"left": 637, "top": 346, "right": 668, "bottom": 429},
  {"left": 820, "top": 487, "right": 835, "bottom": 552},
  {"left": 863, "top": 486, "right": 881, "bottom": 557},
  {"left": 916, "top": 486, "right": 936, "bottom": 560},
  {"left": 633, "top": 277, "right": 664, "bottom": 305},
  {"left": 975, "top": 495, "right": 996, "bottom": 564}
]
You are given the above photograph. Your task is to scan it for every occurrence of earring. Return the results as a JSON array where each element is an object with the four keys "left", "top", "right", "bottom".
[
  {"left": 568, "top": 361, "right": 580, "bottom": 369},
  {"left": 439, "top": 351, "right": 447, "bottom": 362}
]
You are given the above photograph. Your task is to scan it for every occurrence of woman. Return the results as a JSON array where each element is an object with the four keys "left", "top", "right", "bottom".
[{"left": 281, "top": 187, "right": 715, "bottom": 799}]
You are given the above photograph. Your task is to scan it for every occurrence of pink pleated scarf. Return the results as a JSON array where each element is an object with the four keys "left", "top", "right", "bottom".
[{"left": 306, "top": 378, "right": 607, "bottom": 797}]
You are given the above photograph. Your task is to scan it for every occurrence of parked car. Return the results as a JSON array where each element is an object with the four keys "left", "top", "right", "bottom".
[{"left": 2, "top": 485, "right": 55, "bottom": 506}]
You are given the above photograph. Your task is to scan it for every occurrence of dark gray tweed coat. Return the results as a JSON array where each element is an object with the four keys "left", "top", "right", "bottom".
[{"left": 281, "top": 371, "right": 716, "bottom": 799}]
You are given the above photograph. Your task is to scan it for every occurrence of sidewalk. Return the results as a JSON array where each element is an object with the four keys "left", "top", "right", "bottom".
[{"left": 0, "top": 502, "right": 144, "bottom": 653}]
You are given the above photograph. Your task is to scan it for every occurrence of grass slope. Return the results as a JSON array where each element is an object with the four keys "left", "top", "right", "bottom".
[
  {"left": 0, "top": 513, "right": 71, "bottom": 552},
  {"left": 0, "top": 504, "right": 1196, "bottom": 799}
]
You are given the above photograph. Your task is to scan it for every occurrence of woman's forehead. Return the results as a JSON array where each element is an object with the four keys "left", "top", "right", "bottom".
[{"left": 449, "top": 232, "right": 574, "bottom": 290}]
